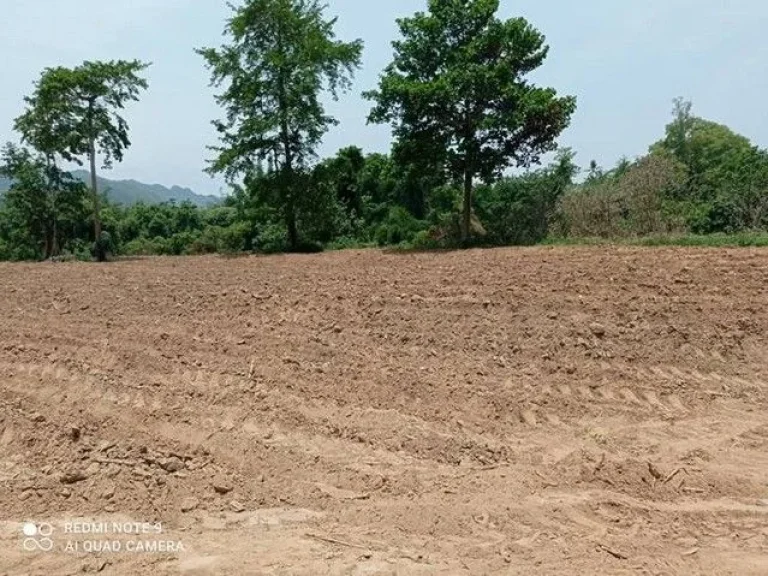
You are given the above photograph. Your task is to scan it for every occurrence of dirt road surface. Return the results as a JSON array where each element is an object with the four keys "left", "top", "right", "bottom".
[{"left": 1, "top": 247, "right": 767, "bottom": 575}]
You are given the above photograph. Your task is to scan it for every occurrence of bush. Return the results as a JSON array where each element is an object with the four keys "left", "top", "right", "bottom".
[
  {"left": 476, "top": 176, "right": 559, "bottom": 246},
  {"left": 67, "top": 239, "right": 94, "bottom": 261},
  {"left": 255, "top": 223, "right": 288, "bottom": 254},
  {"left": 556, "top": 155, "right": 685, "bottom": 239},
  {"left": 326, "top": 236, "right": 373, "bottom": 251},
  {"left": 218, "top": 222, "right": 251, "bottom": 254},
  {"left": 204, "top": 206, "right": 238, "bottom": 228},
  {"left": 167, "top": 231, "right": 200, "bottom": 255},
  {"left": 409, "top": 229, "right": 443, "bottom": 250},
  {"left": 375, "top": 206, "right": 427, "bottom": 246},
  {"left": 189, "top": 226, "right": 223, "bottom": 255}
]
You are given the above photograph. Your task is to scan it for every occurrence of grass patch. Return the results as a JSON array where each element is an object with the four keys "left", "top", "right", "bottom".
[{"left": 543, "top": 232, "right": 768, "bottom": 248}]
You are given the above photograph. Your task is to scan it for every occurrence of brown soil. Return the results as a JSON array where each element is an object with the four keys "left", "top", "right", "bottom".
[{"left": 1, "top": 247, "right": 767, "bottom": 575}]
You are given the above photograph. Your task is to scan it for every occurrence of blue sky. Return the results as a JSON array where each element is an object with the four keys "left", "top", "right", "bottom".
[{"left": 1, "top": 0, "right": 766, "bottom": 196}]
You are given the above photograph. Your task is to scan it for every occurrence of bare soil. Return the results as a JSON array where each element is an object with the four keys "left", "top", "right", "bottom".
[{"left": 1, "top": 247, "right": 767, "bottom": 575}]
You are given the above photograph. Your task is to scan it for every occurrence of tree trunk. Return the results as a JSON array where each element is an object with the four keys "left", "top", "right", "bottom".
[
  {"left": 276, "top": 26, "right": 298, "bottom": 252},
  {"left": 461, "top": 166, "right": 472, "bottom": 245},
  {"left": 89, "top": 137, "right": 104, "bottom": 261},
  {"left": 280, "top": 128, "right": 297, "bottom": 251},
  {"left": 43, "top": 230, "right": 53, "bottom": 261},
  {"left": 45, "top": 157, "right": 60, "bottom": 258},
  {"left": 461, "top": 103, "right": 475, "bottom": 247},
  {"left": 90, "top": 139, "right": 101, "bottom": 238},
  {"left": 51, "top": 217, "right": 59, "bottom": 258},
  {"left": 286, "top": 195, "right": 298, "bottom": 250}
]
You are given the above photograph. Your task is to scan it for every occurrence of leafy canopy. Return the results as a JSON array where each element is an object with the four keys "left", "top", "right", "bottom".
[
  {"left": 14, "top": 60, "right": 150, "bottom": 169},
  {"left": 197, "top": 0, "right": 364, "bottom": 181},
  {"left": 366, "top": 0, "right": 577, "bottom": 183}
]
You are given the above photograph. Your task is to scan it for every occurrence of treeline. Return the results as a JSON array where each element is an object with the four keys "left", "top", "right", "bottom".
[
  {"left": 2, "top": 97, "right": 767, "bottom": 261},
  {"left": 556, "top": 99, "right": 768, "bottom": 239},
  {"left": 1, "top": 0, "right": 767, "bottom": 262}
]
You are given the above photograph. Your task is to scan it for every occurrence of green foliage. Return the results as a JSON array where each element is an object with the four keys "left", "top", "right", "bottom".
[
  {"left": 0, "top": 143, "right": 88, "bottom": 259},
  {"left": 367, "top": 0, "right": 576, "bottom": 242},
  {"left": 198, "top": 0, "right": 363, "bottom": 250},
  {"left": 375, "top": 206, "right": 427, "bottom": 247},
  {"left": 556, "top": 154, "right": 686, "bottom": 238},
  {"left": 14, "top": 60, "right": 150, "bottom": 260},
  {"left": 218, "top": 222, "right": 251, "bottom": 254},
  {"left": 476, "top": 149, "right": 577, "bottom": 245},
  {"left": 2, "top": 7, "right": 768, "bottom": 262},
  {"left": 639, "top": 99, "right": 768, "bottom": 234},
  {"left": 255, "top": 223, "right": 289, "bottom": 254},
  {"left": 15, "top": 60, "right": 150, "bottom": 170},
  {"left": 545, "top": 232, "right": 768, "bottom": 248}
]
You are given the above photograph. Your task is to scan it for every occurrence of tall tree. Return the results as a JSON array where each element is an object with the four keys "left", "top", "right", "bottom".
[
  {"left": 198, "top": 0, "right": 363, "bottom": 251},
  {"left": 14, "top": 60, "right": 149, "bottom": 260},
  {"left": 651, "top": 100, "right": 754, "bottom": 201},
  {"left": 367, "top": 0, "right": 576, "bottom": 243}
]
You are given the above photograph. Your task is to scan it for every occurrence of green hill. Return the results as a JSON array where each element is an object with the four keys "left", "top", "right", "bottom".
[{"left": 0, "top": 171, "right": 219, "bottom": 207}]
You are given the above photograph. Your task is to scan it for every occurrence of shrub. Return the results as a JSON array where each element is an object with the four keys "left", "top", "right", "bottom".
[
  {"left": 255, "top": 223, "right": 288, "bottom": 254},
  {"left": 218, "top": 222, "right": 251, "bottom": 254},
  {"left": 189, "top": 226, "right": 223, "bottom": 255},
  {"left": 556, "top": 182, "right": 625, "bottom": 238},
  {"left": 123, "top": 237, "right": 165, "bottom": 256},
  {"left": 167, "top": 231, "right": 200, "bottom": 255},
  {"left": 375, "top": 206, "right": 427, "bottom": 246}
]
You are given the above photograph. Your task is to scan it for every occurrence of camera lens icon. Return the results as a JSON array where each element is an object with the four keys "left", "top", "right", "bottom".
[{"left": 22, "top": 522, "right": 54, "bottom": 552}]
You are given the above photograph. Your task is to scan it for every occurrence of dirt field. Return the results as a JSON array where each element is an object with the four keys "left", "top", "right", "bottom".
[{"left": 0, "top": 247, "right": 767, "bottom": 575}]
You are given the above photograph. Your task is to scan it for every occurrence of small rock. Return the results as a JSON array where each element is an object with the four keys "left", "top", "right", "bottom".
[
  {"left": 213, "top": 480, "right": 234, "bottom": 495},
  {"left": 158, "top": 457, "right": 185, "bottom": 473},
  {"left": 18, "top": 490, "right": 33, "bottom": 501},
  {"left": 132, "top": 467, "right": 154, "bottom": 478},
  {"left": 30, "top": 413, "right": 46, "bottom": 423},
  {"left": 676, "top": 537, "right": 698, "bottom": 548},
  {"left": 59, "top": 470, "right": 88, "bottom": 485},
  {"left": 85, "top": 462, "right": 101, "bottom": 477},
  {"left": 181, "top": 497, "right": 200, "bottom": 513},
  {"left": 230, "top": 500, "right": 246, "bottom": 513},
  {"left": 68, "top": 426, "right": 81, "bottom": 442},
  {"left": 102, "top": 487, "right": 115, "bottom": 500},
  {"left": 590, "top": 323, "right": 607, "bottom": 338},
  {"left": 97, "top": 440, "right": 116, "bottom": 453}
]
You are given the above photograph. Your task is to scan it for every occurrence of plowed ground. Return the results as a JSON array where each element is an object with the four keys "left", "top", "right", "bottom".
[{"left": 1, "top": 247, "right": 767, "bottom": 575}]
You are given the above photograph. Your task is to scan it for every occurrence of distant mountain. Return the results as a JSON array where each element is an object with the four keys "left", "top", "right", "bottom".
[
  {"left": 70, "top": 171, "right": 220, "bottom": 206},
  {"left": 0, "top": 171, "right": 220, "bottom": 207}
]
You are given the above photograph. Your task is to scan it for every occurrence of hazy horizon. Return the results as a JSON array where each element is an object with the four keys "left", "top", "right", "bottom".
[{"left": 2, "top": 0, "right": 767, "bottom": 196}]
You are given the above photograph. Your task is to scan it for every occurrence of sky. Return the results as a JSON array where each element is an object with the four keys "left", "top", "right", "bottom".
[{"left": 1, "top": 0, "right": 767, "bottom": 196}]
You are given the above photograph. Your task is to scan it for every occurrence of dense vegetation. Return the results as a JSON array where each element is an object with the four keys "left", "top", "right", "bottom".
[{"left": 1, "top": 1, "right": 767, "bottom": 262}]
